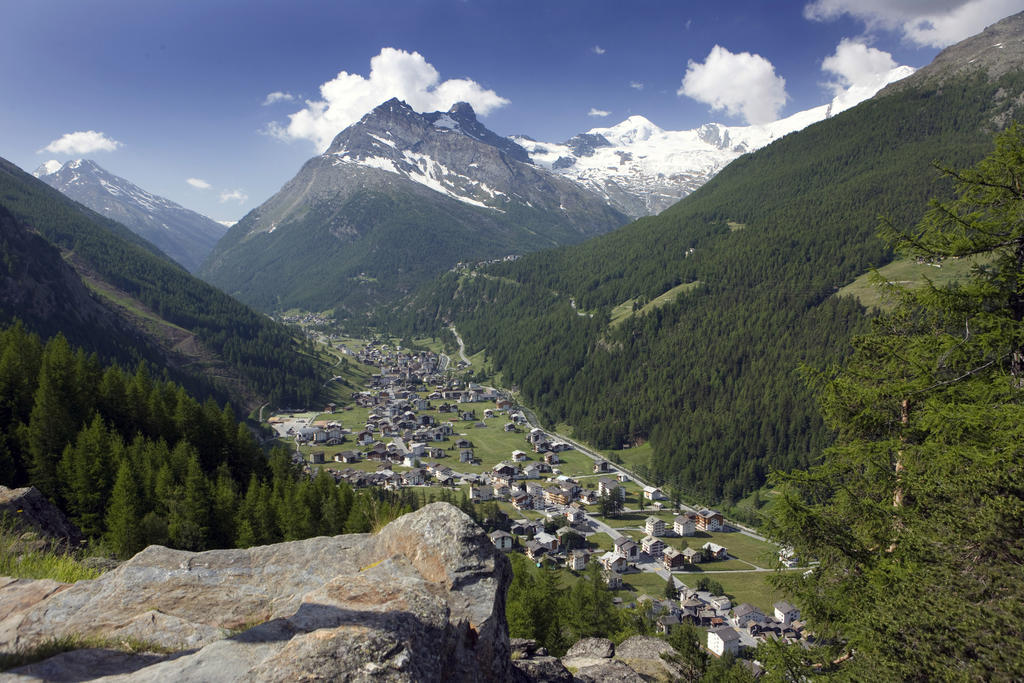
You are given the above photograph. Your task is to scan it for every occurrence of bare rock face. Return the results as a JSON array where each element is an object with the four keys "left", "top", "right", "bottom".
[
  {"left": 564, "top": 637, "right": 614, "bottom": 660},
  {"left": 509, "top": 639, "right": 572, "bottom": 682},
  {"left": 560, "top": 636, "right": 617, "bottom": 672},
  {"left": 613, "top": 636, "right": 681, "bottom": 680},
  {"left": 572, "top": 659, "right": 647, "bottom": 683},
  {"left": 0, "top": 503, "right": 514, "bottom": 682},
  {"left": 0, "top": 485, "right": 83, "bottom": 550}
]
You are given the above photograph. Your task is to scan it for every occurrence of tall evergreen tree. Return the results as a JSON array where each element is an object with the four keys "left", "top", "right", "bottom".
[
  {"left": 168, "top": 452, "right": 211, "bottom": 551},
  {"left": 26, "top": 334, "right": 81, "bottom": 499},
  {"left": 767, "top": 125, "right": 1024, "bottom": 679},
  {"left": 58, "top": 414, "right": 117, "bottom": 538},
  {"left": 106, "top": 458, "right": 144, "bottom": 559}
]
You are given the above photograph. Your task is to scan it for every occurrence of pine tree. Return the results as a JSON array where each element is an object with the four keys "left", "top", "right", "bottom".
[
  {"left": 663, "top": 575, "right": 678, "bottom": 601},
  {"left": 767, "top": 125, "right": 1024, "bottom": 679},
  {"left": 58, "top": 414, "right": 116, "bottom": 538},
  {"left": 106, "top": 458, "right": 144, "bottom": 558},
  {"left": 26, "top": 334, "right": 79, "bottom": 499},
  {"left": 210, "top": 464, "right": 238, "bottom": 548},
  {"left": 168, "top": 452, "right": 211, "bottom": 551},
  {"left": 565, "top": 562, "right": 618, "bottom": 643},
  {"left": 661, "top": 622, "right": 708, "bottom": 682}
]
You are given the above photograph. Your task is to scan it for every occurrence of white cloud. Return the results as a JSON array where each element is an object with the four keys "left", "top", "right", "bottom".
[
  {"left": 40, "top": 130, "right": 122, "bottom": 155},
  {"left": 186, "top": 177, "right": 211, "bottom": 189},
  {"left": 678, "top": 45, "right": 788, "bottom": 125},
  {"left": 630, "top": 81, "right": 644, "bottom": 90},
  {"left": 593, "top": 45, "right": 607, "bottom": 55},
  {"left": 262, "top": 91, "right": 296, "bottom": 106},
  {"left": 820, "top": 39, "right": 915, "bottom": 114},
  {"left": 219, "top": 189, "right": 248, "bottom": 203},
  {"left": 804, "top": 0, "right": 1021, "bottom": 47},
  {"left": 270, "top": 47, "right": 510, "bottom": 152},
  {"left": 588, "top": 108, "right": 611, "bottom": 117},
  {"left": 821, "top": 38, "right": 898, "bottom": 92}
]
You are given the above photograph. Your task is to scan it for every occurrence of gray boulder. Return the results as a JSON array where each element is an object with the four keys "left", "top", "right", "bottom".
[
  {"left": 0, "top": 503, "right": 513, "bottom": 682},
  {"left": 560, "top": 636, "right": 615, "bottom": 671},
  {"left": 613, "top": 635, "right": 682, "bottom": 680}
]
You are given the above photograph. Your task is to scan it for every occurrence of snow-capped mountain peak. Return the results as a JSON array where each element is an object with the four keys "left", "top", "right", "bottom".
[
  {"left": 322, "top": 98, "right": 540, "bottom": 211},
  {"left": 515, "top": 64, "right": 915, "bottom": 217},
  {"left": 590, "top": 115, "right": 663, "bottom": 146},
  {"left": 36, "top": 159, "right": 64, "bottom": 176},
  {"left": 33, "top": 158, "right": 227, "bottom": 272}
]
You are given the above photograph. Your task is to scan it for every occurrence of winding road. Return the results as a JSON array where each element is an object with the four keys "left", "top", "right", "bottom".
[{"left": 450, "top": 325, "right": 472, "bottom": 365}]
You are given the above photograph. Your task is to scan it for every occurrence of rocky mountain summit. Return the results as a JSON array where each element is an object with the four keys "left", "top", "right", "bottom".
[
  {"left": 200, "top": 98, "right": 626, "bottom": 314},
  {"left": 881, "top": 10, "right": 1024, "bottom": 92},
  {"left": 226, "top": 97, "right": 624, "bottom": 237},
  {"left": 33, "top": 159, "right": 227, "bottom": 273}
]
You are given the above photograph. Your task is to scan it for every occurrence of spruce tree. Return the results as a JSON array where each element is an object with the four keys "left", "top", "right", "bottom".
[{"left": 168, "top": 453, "right": 211, "bottom": 551}]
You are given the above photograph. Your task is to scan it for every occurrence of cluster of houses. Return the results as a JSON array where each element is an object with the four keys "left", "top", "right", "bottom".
[
  {"left": 483, "top": 502, "right": 730, "bottom": 583},
  {"left": 355, "top": 343, "right": 443, "bottom": 387},
  {"left": 705, "top": 600, "right": 807, "bottom": 655},
  {"left": 485, "top": 515, "right": 809, "bottom": 656},
  {"left": 603, "top": 590, "right": 806, "bottom": 657}
]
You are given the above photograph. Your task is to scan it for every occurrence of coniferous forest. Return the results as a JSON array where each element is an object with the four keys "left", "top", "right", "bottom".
[
  {"left": 393, "top": 69, "right": 1024, "bottom": 504},
  {"left": 0, "top": 323, "right": 419, "bottom": 558},
  {"left": 0, "top": 158, "right": 323, "bottom": 408}
]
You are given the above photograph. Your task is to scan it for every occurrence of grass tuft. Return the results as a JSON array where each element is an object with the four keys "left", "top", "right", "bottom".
[
  {"left": 0, "top": 517, "right": 102, "bottom": 583},
  {"left": 0, "top": 634, "right": 175, "bottom": 672}
]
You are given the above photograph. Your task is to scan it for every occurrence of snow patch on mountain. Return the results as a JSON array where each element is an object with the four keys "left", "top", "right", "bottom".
[{"left": 38, "top": 159, "right": 63, "bottom": 175}]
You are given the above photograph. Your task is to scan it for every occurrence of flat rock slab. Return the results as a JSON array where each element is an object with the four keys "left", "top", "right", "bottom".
[{"left": 0, "top": 503, "right": 513, "bottom": 682}]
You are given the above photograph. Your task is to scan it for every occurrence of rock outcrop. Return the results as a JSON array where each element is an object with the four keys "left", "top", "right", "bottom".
[
  {"left": 555, "top": 635, "right": 681, "bottom": 682},
  {"left": 0, "top": 503, "right": 514, "bottom": 682},
  {"left": 0, "top": 501, "right": 694, "bottom": 681},
  {"left": 0, "top": 485, "right": 83, "bottom": 550}
]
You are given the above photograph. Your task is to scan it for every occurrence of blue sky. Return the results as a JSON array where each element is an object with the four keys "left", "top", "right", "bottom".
[{"left": 2, "top": 0, "right": 1020, "bottom": 222}]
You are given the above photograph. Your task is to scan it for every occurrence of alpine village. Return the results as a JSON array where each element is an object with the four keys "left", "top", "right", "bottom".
[{"left": 1, "top": 6, "right": 1023, "bottom": 682}]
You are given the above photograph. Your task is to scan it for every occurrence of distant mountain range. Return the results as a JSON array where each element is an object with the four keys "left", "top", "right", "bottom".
[
  {"left": 513, "top": 64, "right": 915, "bottom": 217},
  {"left": 33, "top": 159, "right": 227, "bottom": 272},
  {"left": 200, "top": 98, "right": 627, "bottom": 316}
]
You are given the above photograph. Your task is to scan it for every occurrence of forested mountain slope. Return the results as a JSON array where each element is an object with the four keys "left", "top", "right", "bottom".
[
  {"left": 0, "top": 158, "right": 322, "bottom": 409},
  {"left": 396, "top": 14, "right": 1024, "bottom": 502}
]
